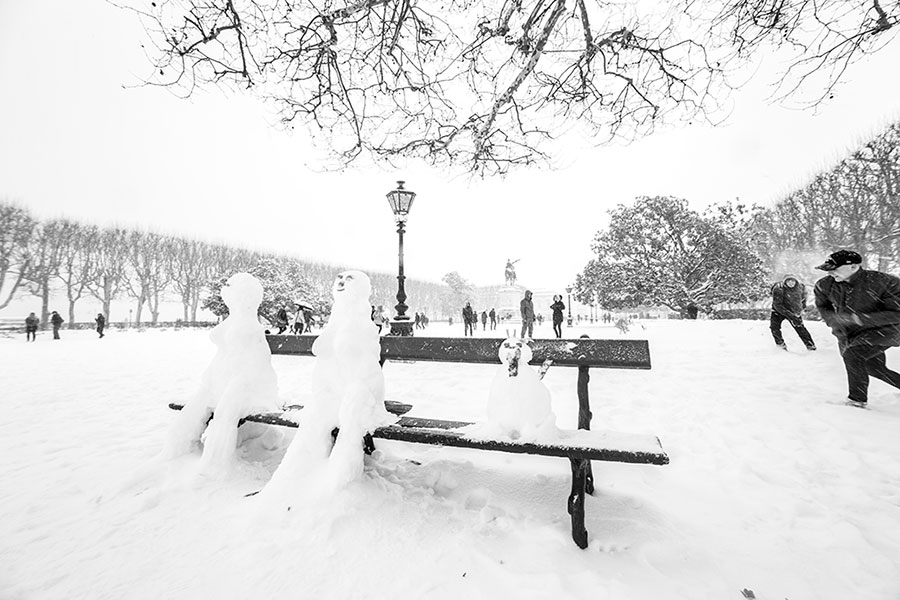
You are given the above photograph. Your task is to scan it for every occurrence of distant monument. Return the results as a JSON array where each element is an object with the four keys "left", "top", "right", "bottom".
[
  {"left": 504, "top": 259, "right": 520, "bottom": 286},
  {"left": 498, "top": 258, "right": 524, "bottom": 322}
]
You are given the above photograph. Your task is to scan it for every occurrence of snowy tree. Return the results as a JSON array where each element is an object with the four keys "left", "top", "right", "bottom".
[
  {"left": 124, "top": 231, "right": 173, "bottom": 325},
  {"left": 202, "top": 255, "right": 323, "bottom": 325},
  {"left": 54, "top": 221, "right": 98, "bottom": 325},
  {"left": 168, "top": 237, "right": 214, "bottom": 323},
  {"left": 130, "top": 0, "right": 899, "bottom": 174},
  {"left": 576, "top": 196, "right": 767, "bottom": 318},
  {"left": 441, "top": 271, "right": 475, "bottom": 315},
  {"left": 86, "top": 228, "right": 131, "bottom": 321},
  {"left": 0, "top": 202, "right": 35, "bottom": 311},
  {"left": 23, "top": 220, "right": 66, "bottom": 325}
]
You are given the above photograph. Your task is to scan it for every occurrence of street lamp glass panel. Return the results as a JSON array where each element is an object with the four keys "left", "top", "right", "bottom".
[{"left": 386, "top": 181, "right": 416, "bottom": 223}]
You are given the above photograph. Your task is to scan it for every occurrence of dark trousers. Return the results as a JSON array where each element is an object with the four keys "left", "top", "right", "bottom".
[
  {"left": 521, "top": 319, "right": 534, "bottom": 338},
  {"left": 464, "top": 322, "right": 473, "bottom": 336},
  {"left": 26, "top": 328, "right": 36, "bottom": 342},
  {"left": 769, "top": 311, "right": 814, "bottom": 348},
  {"left": 52, "top": 326, "right": 60, "bottom": 340},
  {"left": 553, "top": 320, "right": 562, "bottom": 338},
  {"left": 842, "top": 345, "right": 900, "bottom": 403}
]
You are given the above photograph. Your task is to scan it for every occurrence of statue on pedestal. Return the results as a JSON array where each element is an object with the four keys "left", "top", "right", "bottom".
[{"left": 504, "top": 259, "right": 520, "bottom": 287}]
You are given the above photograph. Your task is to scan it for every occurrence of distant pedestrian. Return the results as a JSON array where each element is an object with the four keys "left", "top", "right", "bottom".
[
  {"left": 489, "top": 308, "right": 497, "bottom": 330},
  {"left": 50, "top": 311, "right": 63, "bottom": 339},
  {"left": 25, "top": 312, "right": 39, "bottom": 342},
  {"left": 95, "top": 313, "right": 106, "bottom": 339},
  {"left": 550, "top": 295, "right": 565, "bottom": 338},
  {"left": 462, "top": 302, "right": 475, "bottom": 336},
  {"left": 814, "top": 249, "right": 900, "bottom": 408},
  {"left": 275, "top": 307, "right": 289, "bottom": 334},
  {"left": 520, "top": 290, "right": 535, "bottom": 338},
  {"left": 769, "top": 275, "right": 815, "bottom": 351},
  {"left": 414, "top": 312, "right": 422, "bottom": 330},
  {"left": 448, "top": 316, "right": 454, "bottom": 327},
  {"left": 481, "top": 310, "right": 487, "bottom": 331}
]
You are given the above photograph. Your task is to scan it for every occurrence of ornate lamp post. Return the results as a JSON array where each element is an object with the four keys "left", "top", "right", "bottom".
[
  {"left": 565, "top": 286, "right": 573, "bottom": 327},
  {"left": 386, "top": 180, "right": 416, "bottom": 336}
]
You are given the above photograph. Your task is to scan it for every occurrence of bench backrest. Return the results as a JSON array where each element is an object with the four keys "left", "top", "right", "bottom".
[{"left": 267, "top": 335, "right": 651, "bottom": 370}]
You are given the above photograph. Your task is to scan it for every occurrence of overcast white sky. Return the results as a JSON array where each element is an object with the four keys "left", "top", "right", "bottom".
[{"left": 2, "top": 1, "right": 899, "bottom": 293}]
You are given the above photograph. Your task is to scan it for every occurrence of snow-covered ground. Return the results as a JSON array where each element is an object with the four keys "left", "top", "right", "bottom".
[{"left": 2, "top": 319, "right": 899, "bottom": 600}]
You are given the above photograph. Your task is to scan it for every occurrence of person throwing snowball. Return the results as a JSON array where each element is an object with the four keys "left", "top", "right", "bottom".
[{"left": 814, "top": 249, "right": 900, "bottom": 408}]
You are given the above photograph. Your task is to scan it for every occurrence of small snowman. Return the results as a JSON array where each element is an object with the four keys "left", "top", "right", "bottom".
[
  {"left": 265, "top": 270, "right": 393, "bottom": 496},
  {"left": 164, "top": 272, "right": 280, "bottom": 473},
  {"left": 486, "top": 336, "right": 557, "bottom": 440}
]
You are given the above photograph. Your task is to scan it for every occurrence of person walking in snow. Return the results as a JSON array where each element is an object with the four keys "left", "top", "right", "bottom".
[
  {"left": 481, "top": 310, "right": 488, "bottom": 331},
  {"left": 814, "top": 249, "right": 900, "bottom": 408},
  {"left": 275, "top": 307, "right": 289, "bottom": 334},
  {"left": 462, "top": 302, "right": 475, "bottom": 336},
  {"left": 25, "top": 312, "right": 39, "bottom": 342},
  {"left": 550, "top": 295, "right": 565, "bottom": 338},
  {"left": 95, "top": 313, "right": 106, "bottom": 338},
  {"left": 50, "top": 311, "right": 64, "bottom": 340},
  {"left": 770, "top": 275, "right": 816, "bottom": 351},
  {"left": 489, "top": 308, "right": 497, "bottom": 330},
  {"left": 520, "top": 290, "right": 535, "bottom": 338}
]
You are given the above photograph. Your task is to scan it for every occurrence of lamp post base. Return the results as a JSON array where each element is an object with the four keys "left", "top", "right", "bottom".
[{"left": 389, "top": 318, "right": 414, "bottom": 336}]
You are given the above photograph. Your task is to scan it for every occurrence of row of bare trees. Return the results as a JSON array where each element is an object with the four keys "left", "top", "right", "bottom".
[
  {"left": 753, "top": 120, "right": 900, "bottom": 274},
  {"left": 0, "top": 202, "right": 450, "bottom": 326}
]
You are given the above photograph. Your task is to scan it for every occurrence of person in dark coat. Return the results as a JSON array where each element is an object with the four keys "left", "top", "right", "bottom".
[
  {"left": 25, "top": 312, "right": 39, "bottom": 342},
  {"left": 275, "top": 307, "right": 289, "bottom": 334},
  {"left": 462, "top": 302, "right": 475, "bottom": 336},
  {"left": 770, "top": 275, "right": 815, "bottom": 350},
  {"left": 550, "top": 295, "right": 565, "bottom": 338},
  {"left": 480, "top": 310, "right": 487, "bottom": 331},
  {"left": 50, "top": 311, "right": 64, "bottom": 339},
  {"left": 520, "top": 290, "right": 535, "bottom": 338},
  {"left": 489, "top": 308, "right": 497, "bottom": 330},
  {"left": 814, "top": 249, "right": 900, "bottom": 408},
  {"left": 95, "top": 313, "right": 106, "bottom": 338}
]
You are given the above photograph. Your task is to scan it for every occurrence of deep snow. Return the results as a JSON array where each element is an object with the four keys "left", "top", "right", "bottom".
[{"left": 2, "top": 318, "right": 899, "bottom": 600}]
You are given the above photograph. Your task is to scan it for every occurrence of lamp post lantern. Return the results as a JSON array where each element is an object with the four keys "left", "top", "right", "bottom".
[
  {"left": 386, "top": 180, "right": 416, "bottom": 336},
  {"left": 565, "top": 286, "right": 573, "bottom": 327}
]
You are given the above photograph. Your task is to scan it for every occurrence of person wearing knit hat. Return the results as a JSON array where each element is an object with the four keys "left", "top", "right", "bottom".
[{"left": 813, "top": 249, "right": 900, "bottom": 408}]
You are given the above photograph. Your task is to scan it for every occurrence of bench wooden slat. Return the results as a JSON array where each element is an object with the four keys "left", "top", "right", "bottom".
[
  {"left": 266, "top": 335, "right": 651, "bottom": 370},
  {"left": 376, "top": 425, "right": 669, "bottom": 465},
  {"left": 167, "top": 403, "right": 669, "bottom": 466}
]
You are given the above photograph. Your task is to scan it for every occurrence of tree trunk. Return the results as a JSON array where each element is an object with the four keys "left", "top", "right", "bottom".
[{"left": 68, "top": 299, "right": 76, "bottom": 325}]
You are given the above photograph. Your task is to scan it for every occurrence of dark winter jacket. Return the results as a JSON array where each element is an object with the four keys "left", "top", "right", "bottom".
[
  {"left": 550, "top": 300, "right": 565, "bottom": 324},
  {"left": 50, "top": 313, "right": 63, "bottom": 328},
  {"left": 96, "top": 315, "right": 106, "bottom": 328},
  {"left": 814, "top": 268, "right": 900, "bottom": 354},
  {"left": 520, "top": 293, "right": 535, "bottom": 323},
  {"left": 462, "top": 304, "right": 475, "bottom": 324},
  {"left": 771, "top": 275, "right": 807, "bottom": 318},
  {"left": 25, "top": 315, "right": 39, "bottom": 330}
]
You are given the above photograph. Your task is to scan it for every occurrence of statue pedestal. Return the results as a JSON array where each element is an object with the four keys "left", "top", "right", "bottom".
[{"left": 495, "top": 285, "right": 525, "bottom": 322}]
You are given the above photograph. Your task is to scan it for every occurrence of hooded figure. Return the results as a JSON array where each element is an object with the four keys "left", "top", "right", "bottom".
[{"left": 770, "top": 275, "right": 816, "bottom": 351}]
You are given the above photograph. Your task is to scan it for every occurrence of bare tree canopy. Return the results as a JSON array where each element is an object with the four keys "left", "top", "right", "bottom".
[{"left": 128, "top": 0, "right": 898, "bottom": 174}]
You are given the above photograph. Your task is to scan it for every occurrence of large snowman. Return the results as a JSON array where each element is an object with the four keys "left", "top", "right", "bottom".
[
  {"left": 485, "top": 336, "right": 557, "bottom": 440},
  {"left": 264, "top": 270, "right": 393, "bottom": 498},
  {"left": 163, "top": 272, "right": 280, "bottom": 473}
]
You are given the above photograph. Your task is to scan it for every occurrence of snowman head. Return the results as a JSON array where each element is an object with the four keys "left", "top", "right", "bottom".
[
  {"left": 221, "top": 273, "right": 263, "bottom": 315},
  {"left": 498, "top": 337, "right": 533, "bottom": 377},
  {"left": 332, "top": 270, "right": 372, "bottom": 304}
]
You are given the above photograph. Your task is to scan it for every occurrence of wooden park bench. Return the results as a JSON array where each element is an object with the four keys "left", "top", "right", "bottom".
[{"left": 170, "top": 335, "right": 668, "bottom": 549}]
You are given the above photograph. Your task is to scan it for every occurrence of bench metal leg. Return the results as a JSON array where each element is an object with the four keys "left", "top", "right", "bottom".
[
  {"left": 568, "top": 457, "right": 589, "bottom": 549},
  {"left": 577, "top": 361, "right": 595, "bottom": 495}
]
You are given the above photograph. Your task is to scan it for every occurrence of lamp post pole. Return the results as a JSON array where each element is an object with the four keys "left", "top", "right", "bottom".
[
  {"left": 566, "top": 286, "right": 573, "bottom": 327},
  {"left": 386, "top": 181, "right": 416, "bottom": 336}
]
